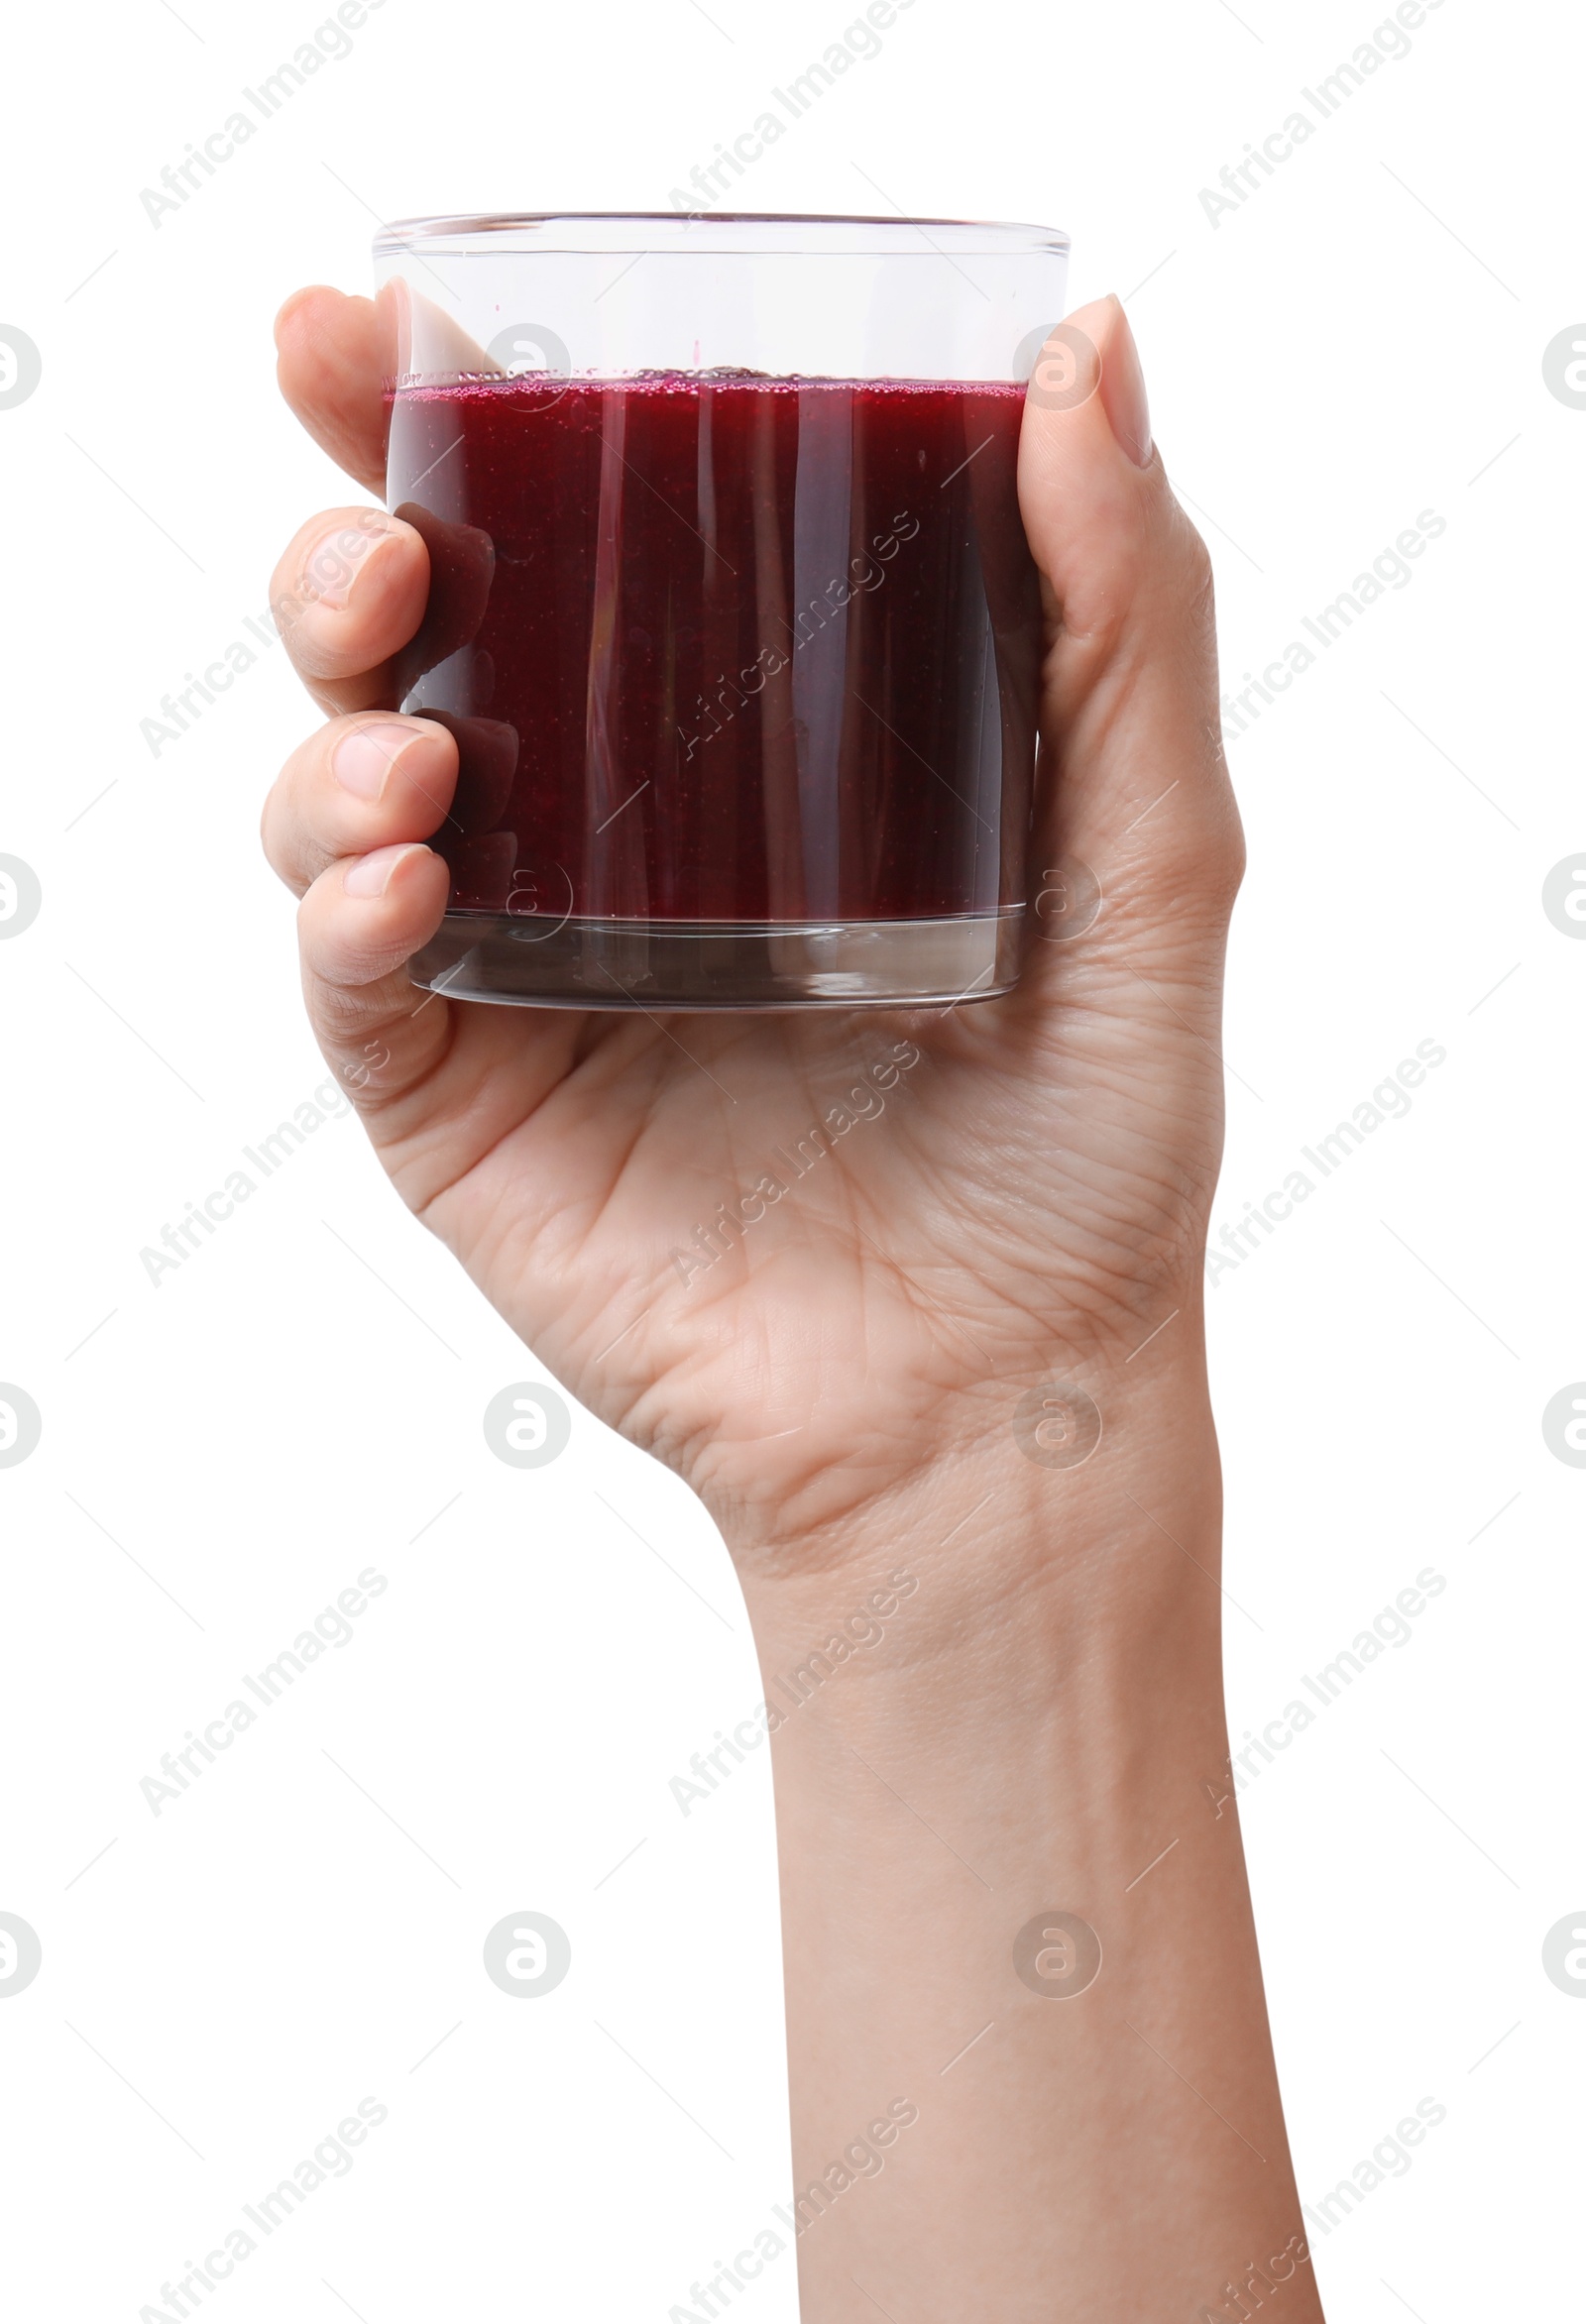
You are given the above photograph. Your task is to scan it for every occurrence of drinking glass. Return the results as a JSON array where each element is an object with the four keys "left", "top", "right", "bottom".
[{"left": 375, "top": 211, "right": 1070, "bottom": 1009}]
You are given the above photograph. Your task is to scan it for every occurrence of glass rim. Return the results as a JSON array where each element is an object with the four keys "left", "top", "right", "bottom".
[{"left": 374, "top": 210, "right": 1070, "bottom": 258}]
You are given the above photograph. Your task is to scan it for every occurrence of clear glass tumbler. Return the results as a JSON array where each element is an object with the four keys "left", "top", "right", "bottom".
[{"left": 375, "top": 212, "right": 1070, "bottom": 1010}]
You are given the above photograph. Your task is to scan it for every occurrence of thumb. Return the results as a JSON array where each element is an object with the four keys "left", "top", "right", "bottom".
[{"left": 1015, "top": 295, "right": 1244, "bottom": 989}]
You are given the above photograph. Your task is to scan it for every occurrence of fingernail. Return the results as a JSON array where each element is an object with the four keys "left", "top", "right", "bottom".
[
  {"left": 299, "top": 512, "right": 394, "bottom": 612},
  {"left": 334, "top": 721, "right": 421, "bottom": 801},
  {"left": 1099, "top": 296, "right": 1153, "bottom": 468},
  {"left": 344, "top": 842, "right": 422, "bottom": 899}
]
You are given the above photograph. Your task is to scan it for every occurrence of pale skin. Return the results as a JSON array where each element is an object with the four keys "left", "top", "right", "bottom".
[{"left": 264, "top": 284, "right": 1325, "bottom": 2320}]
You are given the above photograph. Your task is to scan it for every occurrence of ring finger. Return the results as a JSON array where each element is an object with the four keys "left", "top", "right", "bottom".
[{"left": 261, "top": 711, "right": 460, "bottom": 897}]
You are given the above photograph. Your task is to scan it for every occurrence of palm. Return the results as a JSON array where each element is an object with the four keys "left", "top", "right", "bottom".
[
  {"left": 269, "top": 287, "right": 1236, "bottom": 1558},
  {"left": 360, "top": 912, "right": 1217, "bottom": 1558}
]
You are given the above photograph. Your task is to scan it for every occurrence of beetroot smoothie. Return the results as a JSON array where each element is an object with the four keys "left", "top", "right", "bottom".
[{"left": 386, "top": 372, "right": 1041, "bottom": 931}]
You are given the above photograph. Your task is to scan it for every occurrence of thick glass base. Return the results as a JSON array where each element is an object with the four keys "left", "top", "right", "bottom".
[{"left": 408, "top": 909, "right": 1024, "bottom": 1011}]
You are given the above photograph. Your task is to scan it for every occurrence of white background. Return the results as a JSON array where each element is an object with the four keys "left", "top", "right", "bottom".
[{"left": 2, "top": 0, "right": 1581, "bottom": 2315}]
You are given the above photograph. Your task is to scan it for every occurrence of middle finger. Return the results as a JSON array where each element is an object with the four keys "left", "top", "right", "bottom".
[{"left": 269, "top": 505, "right": 430, "bottom": 716}]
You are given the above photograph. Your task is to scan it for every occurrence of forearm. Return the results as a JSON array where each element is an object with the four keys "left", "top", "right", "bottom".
[{"left": 736, "top": 1373, "right": 1321, "bottom": 2322}]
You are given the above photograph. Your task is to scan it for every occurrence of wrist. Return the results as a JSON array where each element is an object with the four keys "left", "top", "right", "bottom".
[{"left": 731, "top": 1332, "right": 1225, "bottom": 1685}]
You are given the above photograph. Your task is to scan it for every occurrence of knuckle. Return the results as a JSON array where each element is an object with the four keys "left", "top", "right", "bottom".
[
  {"left": 1164, "top": 501, "right": 1215, "bottom": 619},
  {"left": 307, "top": 970, "right": 395, "bottom": 1042},
  {"left": 296, "top": 871, "right": 419, "bottom": 989},
  {"left": 1182, "top": 783, "right": 1246, "bottom": 919},
  {"left": 1203, "top": 800, "right": 1247, "bottom": 910},
  {"left": 270, "top": 505, "right": 397, "bottom": 645},
  {"left": 259, "top": 777, "right": 302, "bottom": 891}
]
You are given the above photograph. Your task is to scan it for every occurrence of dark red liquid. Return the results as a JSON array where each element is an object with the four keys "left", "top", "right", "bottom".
[{"left": 386, "top": 374, "right": 1041, "bottom": 924}]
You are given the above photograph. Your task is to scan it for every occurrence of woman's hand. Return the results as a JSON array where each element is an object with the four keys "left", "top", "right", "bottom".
[
  {"left": 263, "top": 285, "right": 1323, "bottom": 2321},
  {"left": 264, "top": 286, "right": 1241, "bottom": 1575}
]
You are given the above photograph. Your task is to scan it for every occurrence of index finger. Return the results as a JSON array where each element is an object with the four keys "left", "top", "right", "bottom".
[
  {"left": 275, "top": 284, "right": 395, "bottom": 496},
  {"left": 275, "top": 279, "right": 504, "bottom": 494}
]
